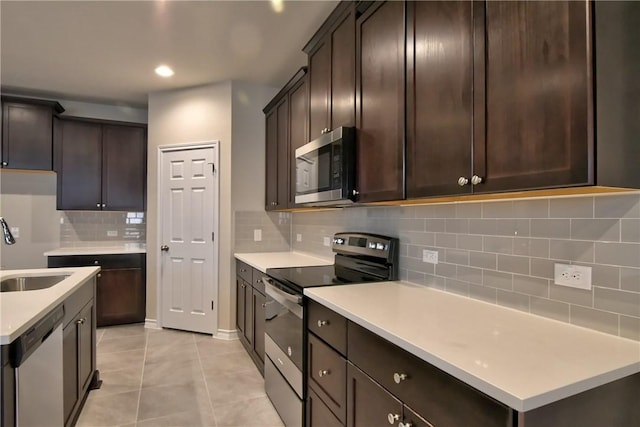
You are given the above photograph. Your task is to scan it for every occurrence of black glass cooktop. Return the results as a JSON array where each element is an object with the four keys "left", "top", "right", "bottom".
[{"left": 266, "top": 261, "right": 391, "bottom": 293}]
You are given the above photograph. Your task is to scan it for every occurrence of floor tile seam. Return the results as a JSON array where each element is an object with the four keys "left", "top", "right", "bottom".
[
  {"left": 194, "top": 333, "right": 220, "bottom": 427},
  {"left": 134, "top": 330, "right": 150, "bottom": 424},
  {"left": 209, "top": 392, "right": 269, "bottom": 410},
  {"left": 202, "top": 367, "right": 263, "bottom": 382}
]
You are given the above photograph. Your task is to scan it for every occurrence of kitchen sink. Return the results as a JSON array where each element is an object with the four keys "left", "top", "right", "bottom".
[{"left": 0, "top": 275, "right": 70, "bottom": 292}]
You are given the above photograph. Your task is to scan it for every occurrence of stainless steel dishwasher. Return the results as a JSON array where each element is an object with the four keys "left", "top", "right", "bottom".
[{"left": 12, "top": 305, "right": 64, "bottom": 427}]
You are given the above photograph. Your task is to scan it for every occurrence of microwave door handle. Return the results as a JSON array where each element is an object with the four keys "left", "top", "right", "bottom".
[{"left": 263, "top": 277, "right": 302, "bottom": 306}]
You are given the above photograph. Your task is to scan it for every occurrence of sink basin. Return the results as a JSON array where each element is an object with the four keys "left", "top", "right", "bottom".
[{"left": 0, "top": 275, "right": 70, "bottom": 292}]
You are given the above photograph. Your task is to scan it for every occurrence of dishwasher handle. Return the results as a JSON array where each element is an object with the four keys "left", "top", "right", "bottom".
[{"left": 11, "top": 305, "right": 64, "bottom": 367}]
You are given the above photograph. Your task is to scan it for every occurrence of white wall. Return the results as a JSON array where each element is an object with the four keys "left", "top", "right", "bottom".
[
  {"left": 147, "top": 81, "right": 276, "bottom": 335},
  {"left": 0, "top": 171, "right": 60, "bottom": 269}
]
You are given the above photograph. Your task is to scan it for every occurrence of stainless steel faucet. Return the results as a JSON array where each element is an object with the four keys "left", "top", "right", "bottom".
[{"left": 0, "top": 217, "right": 16, "bottom": 245}]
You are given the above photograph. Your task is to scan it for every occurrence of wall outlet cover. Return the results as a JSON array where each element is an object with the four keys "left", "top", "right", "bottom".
[
  {"left": 253, "top": 229, "right": 262, "bottom": 242},
  {"left": 323, "top": 237, "right": 331, "bottom": 247},
  {"left": 296, "top": 233, "right": 302, "bottom": 242},
  {"left": 554, "top": 263, "right": 592, "bottom": 290},
  {"left": 10, "top": 227, "right": 19, "bottom": 238},
  {"left": 107, "top": 230, "right": 118, "bottom": 237},
  {"left": 423, "top": 249, "right": 439, "bottom": 264}
]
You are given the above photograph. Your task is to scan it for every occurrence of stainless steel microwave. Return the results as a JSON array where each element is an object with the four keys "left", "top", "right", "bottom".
[{"left": 295, "top": 127, "right": 356, "bottom": 206}]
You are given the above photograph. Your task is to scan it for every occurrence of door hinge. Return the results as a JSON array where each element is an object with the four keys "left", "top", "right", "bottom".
[
  {"left": 211, "top": 163, "right": 216, "bottom": 174},
  {"left": 211, "top": 232, "right": 215, "bottom": 241},
  {"left": 211, "top": 301, "right": 214, "bottom": 310}
]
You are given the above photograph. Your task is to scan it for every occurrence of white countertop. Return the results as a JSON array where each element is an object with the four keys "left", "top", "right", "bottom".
[
  {"left": 0, "top": 267, "right": 100, "bottom": 344},
  {"left": 234, "top": 251, "right": 333, "bottom": 273},
  {"left": 305, "top": 282, "right": 640, "bottom": 412},
  {"left": 45, "top": 244, "right": 146, "bottom": 256}
]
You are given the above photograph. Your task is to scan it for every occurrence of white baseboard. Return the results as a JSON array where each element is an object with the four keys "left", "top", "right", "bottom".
[
  {"left": 144, "top": 319, "right": 161, "bottom": 330},
  {"left": 212, "top": 328, "right": 239, "bottom": 340}
]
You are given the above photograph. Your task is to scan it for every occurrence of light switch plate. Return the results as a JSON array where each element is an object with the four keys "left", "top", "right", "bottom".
[
  {"left": 296, "top": 233, "right": 302, "bottom": 242},
  {"left": 253, "top": 229, "right": 262, "bottom": 242},
  {"left": 554, "top": 263, "right": 592, "bottom": 290},
  {"left": 423, "top": 249, "right": 439, "bottom": 264},
  {"left": 323, "top": 237, "right": 331, "bottom": 247}
]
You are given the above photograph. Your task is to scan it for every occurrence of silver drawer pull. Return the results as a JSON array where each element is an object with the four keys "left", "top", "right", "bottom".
[
  {"left": 317, "top": 320, "right": 328, "bottom": 327},
  {"left": 318, "top": 369, "right": 330, "bottom": 377},
  {"left": 388, "top": 413, "right": 400, "bottom": 425},
  {"left": 393, "top": 372, "right": 408, "bottom": 384}
]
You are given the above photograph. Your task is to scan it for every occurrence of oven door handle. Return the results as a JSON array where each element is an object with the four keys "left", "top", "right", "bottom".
[{"left": 263, "top": 277, "right": 302, "bottom": 306}]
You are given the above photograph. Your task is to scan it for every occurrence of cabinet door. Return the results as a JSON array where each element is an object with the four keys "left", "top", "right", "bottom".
[
  {"left": 474, "top": 1, "right": 592, "bottom": 193},
  {"left": 265, "top": 109, "right": 279, "bottom": 210},
  {"left": 355, "top": 1, "right": 405, "bottom": 202},
  {"left": 253, "top": 290, "right": 266, "bottom": 365},
  {"left": 347, "top": 362, "right": 403, "bottom": 427},
  {"left": 330, "top": 8, "right": 356, "bottom": 131},
  {"left": 403, "top": 405, "right": 434, "bottom": 427},
  {"left": 78, "top": 302, "right": 94, "bottom": 392},
  {"left": 309, "top": 39, "right": 331, "bottom": 140},
  {"left": 62, "top": 323, "right": 79, "bottom": 425},
  {"left": 236, "top": 278, "right": 247, "bottom": 337},
  {"left": 56, "top": 120, "right": 103, "bottom": 210},
  {"left": 1, "top": 101, "right": 54, "bottom": 170},
  {"left": 307, "top": 387, "right": 343, "bottom": 427},
  {"left": 276, "top": 97, "right": 290, "bottom": 210},
  {"left": 102, "top": 125, "right": 146, "bottom": 211},
  {"left": 406, "top": 1, "right": 474, "bottom": 198},
  {"left": 243, "top": 279, "right": 254, "bottom": 346},
  {"left": 96, "top": 268, "right": 145, "bottom": 327},
  {"left": 289, "top": 77, "right": 308, "bottom": 207}
]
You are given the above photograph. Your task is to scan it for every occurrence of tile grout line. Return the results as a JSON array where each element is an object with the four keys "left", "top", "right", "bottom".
[
  {"left": 195, "top": 334, "right": 219, "bottom": 427},
  {"left": 134, "top": 330, "right": 148, "bottom": 426}
]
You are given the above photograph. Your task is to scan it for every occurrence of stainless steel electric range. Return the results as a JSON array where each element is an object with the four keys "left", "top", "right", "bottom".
[{"left": 262, "top": 232, "right": 399, "bottom": 427}]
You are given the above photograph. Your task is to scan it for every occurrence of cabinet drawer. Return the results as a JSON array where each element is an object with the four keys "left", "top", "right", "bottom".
[
  {"left": 252, "top": 268, "right": 266, "bottom": 294},
  {"left": 62, "top": 278, "right": 95, "bottom": 328},
  {"left": 307, "top": 387, "right": 344, "bottom": 427},
  {"left": 307, "top": 300, "right": 347, "bottom": 355},
  {"left": 236, "top": 260, "right": 253, "bottom": 284},
  {"left": 49, "top": 254, "right": 143, "bottom": 270},
  {"left": 308, "top": 334, "right": 347, "bottom": 424},
  {"left": 348, "top": 322, "right": 513, "bottom": 427}
]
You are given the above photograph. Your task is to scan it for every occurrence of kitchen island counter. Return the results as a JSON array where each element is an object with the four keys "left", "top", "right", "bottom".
[
  {"left": 305, "top": 281, "right": 640, "bottom": 413},
  {"left": 0, "top": 267, "right": 100, "bottom": 344},
  {"left": 44, "top": 243, "right": 146, "bottom": 256}
]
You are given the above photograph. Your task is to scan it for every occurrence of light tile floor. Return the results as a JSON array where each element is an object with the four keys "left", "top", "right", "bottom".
[{"left": 76, "top": 324, "right": 284, "bottom": 427}]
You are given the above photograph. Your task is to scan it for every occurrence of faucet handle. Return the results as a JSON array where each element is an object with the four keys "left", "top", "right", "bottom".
[{"left": 0, "top": 217, "right": 16, "bottom": 245}]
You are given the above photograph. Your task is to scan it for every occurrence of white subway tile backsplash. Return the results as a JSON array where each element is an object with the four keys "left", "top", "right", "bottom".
[{"left": 290, "top": 193, "right": 640, "bottom": 340}]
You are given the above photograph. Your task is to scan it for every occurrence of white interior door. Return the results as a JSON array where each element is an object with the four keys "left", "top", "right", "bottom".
[{"left": 159, "top": 144, "right": 218, "bottom": 334}]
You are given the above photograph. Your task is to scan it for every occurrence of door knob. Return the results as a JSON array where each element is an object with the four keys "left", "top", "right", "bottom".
[{"left": 160, "top": 245, "right": 169, "bottom": 251}]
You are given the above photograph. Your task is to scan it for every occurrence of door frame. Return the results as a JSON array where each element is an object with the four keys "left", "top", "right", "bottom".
[{"left": 156, "top": 141, "right": 220, "bottom": 333}]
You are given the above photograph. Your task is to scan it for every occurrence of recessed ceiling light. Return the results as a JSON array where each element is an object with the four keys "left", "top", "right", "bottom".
[
  {"left": 271, "top": 0, "right": 284, "bottom": 13},
  {"left": 155, "top": 65, "right": 174, "bottom": 78}
]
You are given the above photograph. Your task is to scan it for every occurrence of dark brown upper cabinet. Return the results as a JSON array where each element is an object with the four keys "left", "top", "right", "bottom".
[
  {"left": 406, "top": 1, "right": 474, "bottom": 198},
  {"left": 264, "top": 68, "right": 307, "bottom": 211},
  {"left": 55, "top": 117, "right": 147, "bottom": 211},
  {"left": 1, "top": 96, "right": 64, "bottom": 171},
  {"left": 407, "top": 0, "right": 592, "bottom": 198},
  {"left": 472, "top": 0, "right": 592, "bottom": 194},
  {"left": 304, "top": 2, "right": 356, "bottom": 141},
  {"left": 354, "top": 0, "right": 406, "bottom": 203}
]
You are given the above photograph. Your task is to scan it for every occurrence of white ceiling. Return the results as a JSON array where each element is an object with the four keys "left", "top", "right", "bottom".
[{"left": 0, "top": 0, "right": 338, "bottom": 108}]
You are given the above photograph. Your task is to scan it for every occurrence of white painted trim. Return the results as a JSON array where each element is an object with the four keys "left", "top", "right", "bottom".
[
  {"left": 144, "top": 319, "right": 161, "bottom": 330},
  {"left": 157, "top": 140, "right": 220, "bottom": 334},
  {"left": 212, "top": 329, "right": 239, "bottom": 341}
]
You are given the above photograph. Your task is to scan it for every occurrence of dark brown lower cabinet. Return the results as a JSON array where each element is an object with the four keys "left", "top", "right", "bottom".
[
  {"left": 347, "top": 362, "right": 403, "bottom": 427},
  {"left": 48, "top": 253, "right": 146, "bottom": 327},
  {"left": 307, "top": 388, "right": 343, "bottom": 427},
  {"left": 97, "top": 268, "right": 145, "bottom": 326},
  {"left": 235, "top": 260, "right": 266, "bottom": 374}
]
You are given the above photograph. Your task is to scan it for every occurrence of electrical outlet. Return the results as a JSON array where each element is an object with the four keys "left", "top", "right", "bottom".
[
  {"left": 107, "top": 230, "right": 118, "bottom": 237},
  {"left": 10, "top": 227, "right": 19, "bottom": 238},
  {"left": 296, "top": 233, "right": 302, "bottom": 242},
  {"left": 253, "top": 229, "right": 262, "bottom": 242},
  {"left": 554, "top": 263, "right": 592, "bottom": 290},
  {"left": 323, "top": 237, "right": 331, "bottom": 247},
  {"left": 423, "top": 249, "right": 439, "bottom": 264}
]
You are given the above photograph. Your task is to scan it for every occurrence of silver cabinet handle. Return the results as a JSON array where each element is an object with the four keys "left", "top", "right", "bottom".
[
  {"left": 94, "top": 260, "right": 99, "bottom": 265},
  {"left": 388, "top": 413, "right": 400, "bottom": 425},
  {"left": 76, "top": 318, "right": 86, "bottom": 325},
  {"left": 399, "top": 423, "right": 414, "bottom": 427},
  {"left": 317, "top": 320, "right": 328, "bottom": 327},
  {"left": 241, "top": 283, "right": 246, "bottom": 289},
  {"left": 102, "top": 203, "right": 106, "bottom": 208},
  {"left": 256, "top": 279, "right": 262, "bottom": 284},
  {"left": 240, "top": 268, "right": 247, "bottom": 272},
  {"left": 1, "top": 162, "right": 7, "bottom": 166},
  {"left": 97, "top": 273, "right": 101, "bottom": 278},
  {"left": 471, "top": 175, "right": 483, "bottom": 185},
  {"left": 96, "top": 203, "right": 101, "bottom": 208},
  {"left": 160, "top": 245, "right": 169, "bottom": 251},
  {"left": 352, "top": 190, "right": 359, "bottom": 196},
  {"left": 393, "top": 372, "right": 407, "bottom": 384},
  {"left": 261, "top": 303, "right": 267, "bottom": 308},
  {"left": 318, "top": 369, "right": 330, "bottom": 377},
  {"left": 458, "top": 176, "right": 469, "bottom": 186}
]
